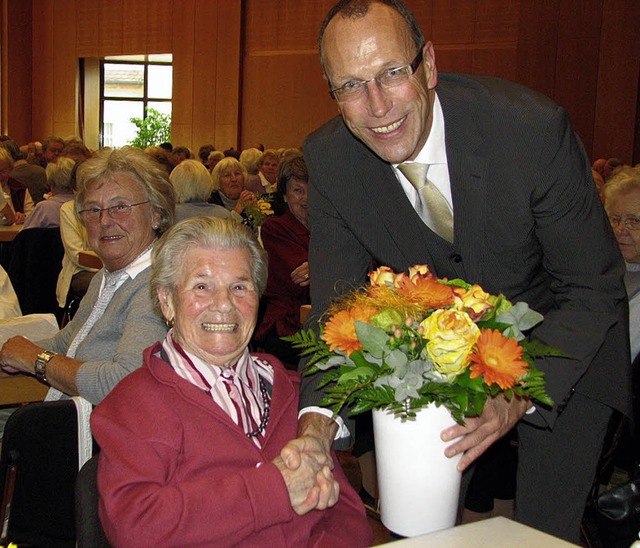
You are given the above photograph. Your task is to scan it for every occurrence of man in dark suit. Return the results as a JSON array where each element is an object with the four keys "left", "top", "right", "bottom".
[{"left": 280, "top": 0, "right": 632, "bottom": 542}]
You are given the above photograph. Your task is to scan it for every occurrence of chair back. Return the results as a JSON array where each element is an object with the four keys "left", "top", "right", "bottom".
[
  {"left": 75, "top": 454, "right": 110, "bottom": 548},
  {"left": 7, "top": 227, "right": 64, "bottom": 319},
  {"left": 0, "top": 399, "right": 93, "bottom": 547}
]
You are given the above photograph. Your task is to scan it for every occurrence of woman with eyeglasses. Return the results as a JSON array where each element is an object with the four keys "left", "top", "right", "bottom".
[
  {"left": 603, "top": 165, "right": 640, "bottom": 500},
  {"left": 604, "top": 166, "right": 640, "bottom": 361},
  {"left": 0, "top": 147, "right": 175, "bottom": 404}
]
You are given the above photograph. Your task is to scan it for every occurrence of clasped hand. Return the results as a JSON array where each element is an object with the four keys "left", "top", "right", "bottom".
[{"left": 274, "top": 436, "right": 339, "bottom": 515}]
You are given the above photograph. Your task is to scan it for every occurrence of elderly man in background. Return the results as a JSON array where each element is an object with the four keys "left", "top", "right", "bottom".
[
  {"left": 282, "top": 0, "right": 631, "bottom": 542},
  {"left": 41, "top": 135, "right": 65, "bottom": 166}
]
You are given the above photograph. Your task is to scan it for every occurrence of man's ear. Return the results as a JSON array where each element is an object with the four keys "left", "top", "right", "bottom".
[{"left": 423, "top": 41, "right": 438, "bottom": 89}]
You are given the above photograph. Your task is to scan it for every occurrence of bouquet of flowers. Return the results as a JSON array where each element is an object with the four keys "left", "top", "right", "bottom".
[
  {"left": 285, "top": 264, "right": 560, "bottom": 423},
  {"left": 243, "top": 195, "right": 274, "bottom": 227}
]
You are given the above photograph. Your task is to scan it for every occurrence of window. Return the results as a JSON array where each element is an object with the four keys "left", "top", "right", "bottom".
[{"left": 100, "top": 54, "right": 172, "bottom": 148}]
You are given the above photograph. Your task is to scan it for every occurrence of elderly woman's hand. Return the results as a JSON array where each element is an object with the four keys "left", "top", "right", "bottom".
[
  {"left": 273, "top": 453, "right": 339, "bottom": 515},
  {"left": 13, "top": 212, "right": 26, "bottom": 225},
  {"left": 0, "top": 336, "right": 41, "bottom": 374},
  {"left": 290, "top": 261, "right": 310, "bottom": 287},
  {"left": 234, "top": 190, "right": 257, "bottom": 215}
]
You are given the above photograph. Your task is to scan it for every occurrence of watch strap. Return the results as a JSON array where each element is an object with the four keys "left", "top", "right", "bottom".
[{"left": 34, "top": 350, "right": 57, "bottom": 384}]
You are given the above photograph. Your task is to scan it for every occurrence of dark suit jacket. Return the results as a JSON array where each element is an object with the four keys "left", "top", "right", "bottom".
[{"left": 302, "top": 73, "right": 631, "bottom": 433}]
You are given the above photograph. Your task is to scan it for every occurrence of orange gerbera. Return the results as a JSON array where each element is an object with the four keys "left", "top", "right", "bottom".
[
  {"left": 396, "top": 275, "right": 455, "bottom": 309},
  {"left": 469, "top": 329, "right": 528, "bottom": 389},
  {"left": 321, "top": 305, "right": 377, "bottom": 355}
]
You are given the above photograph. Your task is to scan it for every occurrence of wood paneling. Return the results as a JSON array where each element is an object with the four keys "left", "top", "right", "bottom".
[
  {"left": 2, "top": 0, "right": 32, "bottom": 142},
  {"left": 0, "top": 0, "right": 637, "bottom": 164},
  {"left": 592, "top": 0, "right": 640, "bottom": 162}
]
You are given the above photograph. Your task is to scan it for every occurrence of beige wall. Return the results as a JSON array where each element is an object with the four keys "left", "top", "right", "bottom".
[{"left": 1, "top": 0, "right": 639, "bottom": 163}]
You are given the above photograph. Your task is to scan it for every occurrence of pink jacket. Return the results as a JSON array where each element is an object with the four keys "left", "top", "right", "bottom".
[{"left": 92, "top": 343, "right": 372, "bottom": 547}]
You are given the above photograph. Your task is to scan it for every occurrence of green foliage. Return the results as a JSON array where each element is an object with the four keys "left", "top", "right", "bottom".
[{"left": 128, "top": 107, "right": 172, "bottom": 149}]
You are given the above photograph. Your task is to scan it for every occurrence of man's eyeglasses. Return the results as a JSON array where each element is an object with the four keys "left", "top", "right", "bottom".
[
  {"left": 609, "top": 215, "right": 640, "bottom": 231},
  {"left": 78, "top": 201, "right": 150, "bottom": 223},
  {"left": 329, "top": 49, "right": 423, "bottom": 102}
]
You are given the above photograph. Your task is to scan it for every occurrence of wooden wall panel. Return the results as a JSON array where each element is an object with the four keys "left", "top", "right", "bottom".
[
  {"left": 212, "top": 1, "right": 241, "bottom": 151},
  {"left": 472, "top": 46, "right": 517, "bottom": 80},
  {"left": 553, "top": 0, "right": 602, "bottom": 153},
  {"left": 31, "top": 0, "right": 55, "bottom": 139},
  {"left": 515, "top": 1, "right": 558, "bottom": 99},
  {"left": 593, "top": 0, "right": 640, "bottom": 163},
  {"left": 53, "top": 0, "right": 78, "bottom": 139},
  {"left": 431, "top": 1, "right": 476, "bottom": 44},
  {"left": 170, "top": 0, "right": 196, "bottom": 148},
  {"left": 2, "top": 0, "right": 32, "bottom": 142},
  {"left": 97, "top": 0, "right": 124, "bottom": 56},
  {"left": 189, "top": 0, "right": 218, "bottom": 149},
  {"left": 240, "top": 53, "right": 336, "bottom": 149},
  {"left": 1, "top": 0, "right": 637, "bottom": 163},
  {"left": 76, "top": 3, "right": 102, "bottom": 57}
]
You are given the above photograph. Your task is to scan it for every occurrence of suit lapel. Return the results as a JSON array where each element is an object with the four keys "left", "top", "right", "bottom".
[
  {"left": 438, "top": 79, "right": 489, "bottom": 285},
  {"left": 349, "top": 137, "right": 441, "bottom": 269}
]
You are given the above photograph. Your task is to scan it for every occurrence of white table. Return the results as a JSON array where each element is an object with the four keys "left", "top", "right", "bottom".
[{"left": 376, "top": 517, "right": 577, "bottom": 547}]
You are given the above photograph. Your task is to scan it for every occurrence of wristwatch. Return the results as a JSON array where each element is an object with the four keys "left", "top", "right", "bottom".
[{"left": 34, "top": 350, "right": 56, "bottom": 384}]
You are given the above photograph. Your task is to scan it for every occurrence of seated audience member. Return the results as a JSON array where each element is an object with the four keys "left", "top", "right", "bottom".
[
  {"left": 0, "top": 264, "right": 21, "bottom": 319},
  {"left": 0, "top": 140, "right": 36, "bottom": 214},
  {"left": 208, "top": 150, "right": 224, "bottom": 173},
  {"left": 144, "top": 145, "right": 173, "bottom": 174},
  {"left": 254, "top": 155, "right": 310, "bottom": 369},
  {"left": 25, "top": 141, "right": 44, "bottom": 166},
  {"left": 209, "top": 157, "right": 257, "bottom": 226},
  {"left": 41, "top": 135, "right": 65, "bottom": 166},
  {"left": 169, "top": 159, "right": 234, "bottom": 223},
  {"left": 257, "top": 149, "right": 280, "bottom": 194},
  {"left": 92, "top": 217, "right": 372, "bottom": 547},
  {"left": 281, "top": 147, "right": 303, "bottom": 161},
  {"left": 6, "top": 141, "right": 48, "bottom": 204},
  {"left": 159, "top": 142, "right": 173, "bottom": 153},
  {"left": 170, "top": 146, "right": 191, "bottom": 168},
  {"left": 22, "top": 157, "right": 75, "bottom": 230},
  {"left": 62, "top": 140, "right": 93, "bottom": 163},
  {"left": 603, "top": 167, "right": 640, "bottom": 466},
  {"left": 197, "top": 144, "right": 215, "bottom": 170},
  {"left": 0, "top": 146, "right": 175, "bottom": 404},
  {"left": 240, "top": 147, "right": 264, "bottom": 194},
  {"left": 0, "top": 148, "right": 26, "bottom": 224},
  {"left": 249, "top": 142, "right": 265, "bottom": 152},
  {"left": 223, "top": 147, "right": 241, "bottom": 160},
  {"left": 604, "top": 167, "right": 640, "bottom": 361},
  {"left": 56, "top": 163, "right": 98, "bottom": 310}
]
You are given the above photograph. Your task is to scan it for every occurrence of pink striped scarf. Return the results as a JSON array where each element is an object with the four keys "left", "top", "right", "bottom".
[{"left": 161, "top": 330, "right": 274, "bottom": 448}]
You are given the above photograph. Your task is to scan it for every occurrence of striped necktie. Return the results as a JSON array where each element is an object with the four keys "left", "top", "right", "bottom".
[{"left": 398, "top": 162, "right": 454, "bottom": 243}]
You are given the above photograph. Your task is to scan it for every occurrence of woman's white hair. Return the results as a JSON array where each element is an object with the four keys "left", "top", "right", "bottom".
[{"left": 151, "top": 217, "right": 268, "bottom": 316}]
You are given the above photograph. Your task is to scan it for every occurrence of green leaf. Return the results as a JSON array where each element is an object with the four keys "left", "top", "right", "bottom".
[{"left": 355, "top": 321, "right": 388, "bottom": 358}]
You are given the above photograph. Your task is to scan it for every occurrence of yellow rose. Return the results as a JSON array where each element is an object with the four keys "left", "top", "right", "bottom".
[
  {"left": 421, "top": 309, "right": 480, "bottom": 378},
  {"left": 369, "top": 266, "right": 396, "bottom": 287},
  {"left": 453, "top": 284, "right": 494, "bottom": 320},
  {"left": 408, "top": 264, "right": 434, "bottom": 282}
]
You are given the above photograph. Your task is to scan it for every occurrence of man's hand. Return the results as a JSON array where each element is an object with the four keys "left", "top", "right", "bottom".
[
  {"left": 281, "top": 412, "right": 338, "bottom": 471},
  {"left": 440, "top": 395, "right": 531, "bottom": 471}
]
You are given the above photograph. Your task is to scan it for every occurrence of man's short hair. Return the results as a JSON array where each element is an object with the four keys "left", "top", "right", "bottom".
[{"left": 318, "top": 0, "right": 425, "bottom": 77}]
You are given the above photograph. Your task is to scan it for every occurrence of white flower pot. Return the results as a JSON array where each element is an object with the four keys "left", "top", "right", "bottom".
[{"left": 372, "top": 403, "right": 463, "bottom": 537}]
